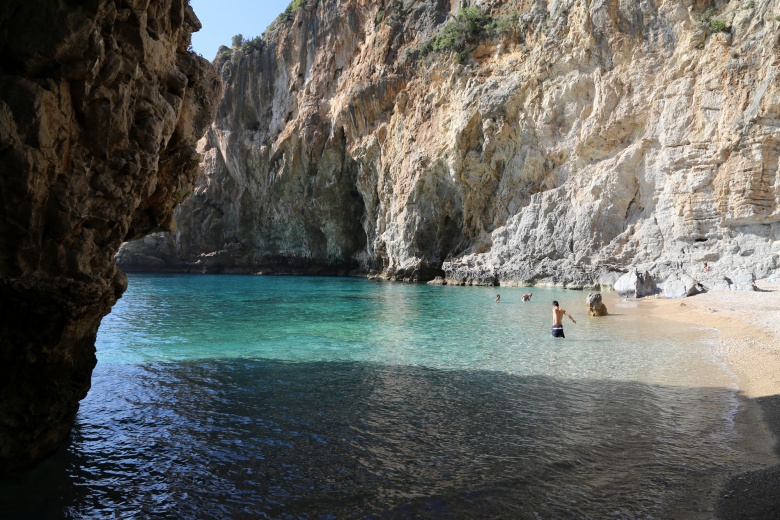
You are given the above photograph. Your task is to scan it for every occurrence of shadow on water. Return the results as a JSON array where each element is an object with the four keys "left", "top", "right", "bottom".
[
  {"left": 717, "top": 394, "right": 780, "bottom": 519},
  {"left": 0, "top": 359, "right": 772, "bottom": 519}
]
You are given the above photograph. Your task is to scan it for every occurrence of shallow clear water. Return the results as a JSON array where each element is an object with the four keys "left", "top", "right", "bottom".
[{"left": 0, "top": 275, "right": 755, "bottom": 518}]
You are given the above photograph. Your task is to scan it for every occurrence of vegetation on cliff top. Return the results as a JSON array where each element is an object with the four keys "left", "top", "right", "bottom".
[
  {"left": 217, "top": 32, "right": 263, "bottom": 64},
  {"left": 220, "top": 3, "right": 527, "bottom": 66},
  {"left": 218, "top": 1, "right": 739, "bottom": 66},
  {"left": 217, "top": 0, "right": 310, "bottom": 63},
  {"left": 280, "top": 0, "right": 309, "bottom": 22}
]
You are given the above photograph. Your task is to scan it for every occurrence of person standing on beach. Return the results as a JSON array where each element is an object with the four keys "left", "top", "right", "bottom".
[{"left": 552, "top": 300, "right": 576, "bottom": 338}]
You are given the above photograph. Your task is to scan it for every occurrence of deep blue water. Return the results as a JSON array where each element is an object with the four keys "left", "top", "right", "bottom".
[{"left": 0, "top": 275, "right": 760, "bottom": 518}]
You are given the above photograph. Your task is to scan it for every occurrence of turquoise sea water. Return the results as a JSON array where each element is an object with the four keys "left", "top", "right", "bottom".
[
  {"left": 93, "top": 275, "right": 728, "bottom": 384},
  {"left": 0, "top": 274, "right": 759, "bottom": 518}
]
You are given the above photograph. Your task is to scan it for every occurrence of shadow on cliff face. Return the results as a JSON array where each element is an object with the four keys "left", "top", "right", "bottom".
[
  {"left": 717, "top": 394, "right": 780, "bottom": 519},
  {"left": 0, "top": 359, "right": 774, "bottom": 518},
  {"left": 0, "top": 0, "right": 221, "bottom": 472}
]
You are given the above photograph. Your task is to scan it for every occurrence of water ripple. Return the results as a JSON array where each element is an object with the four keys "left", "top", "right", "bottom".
[{"left": 0, "top": 276, "right": 756, "bottom": 518}]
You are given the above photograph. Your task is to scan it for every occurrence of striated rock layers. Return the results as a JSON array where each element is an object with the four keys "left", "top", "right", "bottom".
[
  {"left": 0, "top": 0, "right": 221, "bottom": 471},
  {"left": 118, "top": 0, "right": 779, "bottom": 291}
]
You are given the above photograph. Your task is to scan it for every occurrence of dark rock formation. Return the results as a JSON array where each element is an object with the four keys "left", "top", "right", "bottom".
[
  {"left": 586, "top": 293, "right": 608, "bottom": 317},
  {"left": 0, "top": 0, "right": 221, "bottom": 472}
]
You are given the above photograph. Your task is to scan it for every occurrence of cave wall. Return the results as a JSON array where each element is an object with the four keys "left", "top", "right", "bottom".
[{"left": 0, "top": 0, "right": 221, "bottom": 472}]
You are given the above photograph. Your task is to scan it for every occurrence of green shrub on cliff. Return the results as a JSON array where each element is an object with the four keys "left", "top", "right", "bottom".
[
  {"left": 709, "top": 18, "right": 729, "bottom": 32},
  {"left": 418, "top": 7, "right": 490, "bottom": 63},
  {"left": 376, "top": 1, "right": 404, "bottom": 27},
  {"left": 416, "top": 7, "right": 525, "bottom": 64},
  {"left": 491, "top": 12, "right": 520, "bottom": 35},
  {"left": 695, "top": 7, "right": 730, "bottom": 34},
  {"left": 242, "top": 36, "right": 264, "bottom": 53},
  {"left": 220, "top": 33, "right": 263, "bottom": 60},
  {"left": 264, "top": 0, "right": 312, "bottom": 32},
  {"left": 281, "top": 0, "right": 307, "bottom": 21},
  {"left": 695, "top": 6, "right": 717, "bottom": 23}
]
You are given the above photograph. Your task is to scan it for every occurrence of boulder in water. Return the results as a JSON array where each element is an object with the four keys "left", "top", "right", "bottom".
[{"left": 586, "top": 293, "right": 608, "bottom": 317}]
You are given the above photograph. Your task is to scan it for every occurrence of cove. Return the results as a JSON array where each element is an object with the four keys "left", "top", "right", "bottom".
[{"left": 0, "top": 274, "right": 770, "bottom": 518}]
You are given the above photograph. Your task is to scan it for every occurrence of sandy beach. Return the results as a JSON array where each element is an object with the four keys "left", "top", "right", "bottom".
[
  {"left": 603, "top": 278, "right": 780, "bottom": 519},
  {"left": 644, "top": 279, "right": 780, "bottom": 400}
]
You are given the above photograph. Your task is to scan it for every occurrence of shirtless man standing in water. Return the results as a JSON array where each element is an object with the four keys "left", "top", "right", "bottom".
[{"left": 551, "top": 300, "right": 576, "bottom": 338}]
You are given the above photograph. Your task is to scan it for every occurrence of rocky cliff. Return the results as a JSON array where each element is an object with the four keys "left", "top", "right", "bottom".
[
  {"left": 118, "top": 0, "right": 779, "bottom": 291},
  {"left": 0, "top": 0, "right": 220, "bottom": 471}
]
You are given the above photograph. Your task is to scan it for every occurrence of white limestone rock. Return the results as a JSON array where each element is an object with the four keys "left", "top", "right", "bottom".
[
  {"left": 118, "top": 0, "right": 780, "bottom": 290},
  {"left": 662, "top": 273, "right": 700, "bottom": 299},
  {"left": 614, "top": 270, "right": 658, "bottom": 298}
]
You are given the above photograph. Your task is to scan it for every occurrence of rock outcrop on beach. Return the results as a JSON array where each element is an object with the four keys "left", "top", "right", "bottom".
[
  {"left": 614, "top": 269, "right": 659, "bottom": 298},
  {"left": 0, "top": 0, "right": 221, "bottom": 472},
  {"left": 118, "top": 0, "right": 779, "bottom": 291},
  {"left": 662, "top": 272, "right": 701, "bottom": 298}
]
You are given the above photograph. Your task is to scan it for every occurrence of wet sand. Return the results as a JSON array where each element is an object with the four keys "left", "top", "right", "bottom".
[{"left": 603, "top": 279, "right": 780, "bottom": 519}]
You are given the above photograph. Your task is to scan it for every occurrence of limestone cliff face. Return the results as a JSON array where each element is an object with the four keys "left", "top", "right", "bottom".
[
  {"left": 0, "top": 0, "right": 220, "bottom": 471},
  {"left": 118, "top": 0, "right": 779, "bottom": 290}
]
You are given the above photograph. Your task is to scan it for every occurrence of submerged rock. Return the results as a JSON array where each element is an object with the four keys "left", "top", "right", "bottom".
[{"left": 0, "top": 0, "right": 221, "bottom": 472}]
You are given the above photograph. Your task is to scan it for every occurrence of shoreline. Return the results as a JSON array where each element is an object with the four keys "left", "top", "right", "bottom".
[
  {"left": 629, "top": 279, "right": 780, "bottom": 400},
  {"left": 604, "top": 279, "right": 780, "bottom": 519}
]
